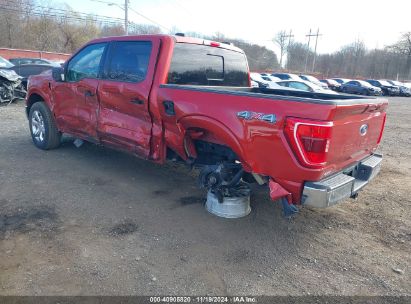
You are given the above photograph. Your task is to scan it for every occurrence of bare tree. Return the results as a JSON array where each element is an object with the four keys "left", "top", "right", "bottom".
[
  {"left": 388, "top": 32, "right": 411, "bottom": 79},
  {"left": 273, "top": 30, "right": 288, "bottom": 68}
]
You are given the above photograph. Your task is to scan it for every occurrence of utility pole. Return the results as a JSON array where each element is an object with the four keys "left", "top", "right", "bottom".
[
  {"left": 90, "top": 0, "right": 129, "bottom": 35},
  {"left": 304, "top": 29, "right": 316, "bottom": 73},
  {"left": 311, "top": 28, "right": 322, "bottom": 72},
  {"left": 285, "top": 29, "right": 294, "bottom": 68},
  {"left": 124, "top": 0, "right": 128, "bottom": 35}
]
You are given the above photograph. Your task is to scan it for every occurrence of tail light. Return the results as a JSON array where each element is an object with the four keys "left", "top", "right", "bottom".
[
  {"left": 377, "top": 113, "right": 386, "bottom": 144},
  {"left": 284, "top": 118, "right": 333, "bottom": 168}
]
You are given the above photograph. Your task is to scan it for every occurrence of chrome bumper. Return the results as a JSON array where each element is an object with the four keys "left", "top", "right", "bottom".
[{"left": 302, "top": 154, "right": 382, "bottom": 208}]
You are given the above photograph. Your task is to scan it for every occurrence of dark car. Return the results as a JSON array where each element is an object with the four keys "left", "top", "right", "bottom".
[
  {"left": 320, "top": 79, "right": 341, "bottom": 91},
  {"left": 9, "top": 58, "right": 60, "bottom": 67},
  {"left": 366, "top": 79, "right": 400, "bottom": 96},
  {"left": 386, "top": 80, "right": 411, "bottom": 97},
  {"left": 340, "top": 80, "right": 381, "bottom": 96},
  {"left": 271, "top": 73, "right": 302, "bottom": 80},
  {"left": 1, "top": 57, "right": 56, "bottom": 88}
]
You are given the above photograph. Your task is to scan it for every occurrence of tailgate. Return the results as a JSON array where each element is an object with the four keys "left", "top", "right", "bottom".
[{"left": 327, "top": 99, "right": 388, "bottom": 166}]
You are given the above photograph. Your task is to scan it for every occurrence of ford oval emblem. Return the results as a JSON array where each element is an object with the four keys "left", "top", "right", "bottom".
[{"left": 360, "top": 124, "right": 368, "bottom": 136}]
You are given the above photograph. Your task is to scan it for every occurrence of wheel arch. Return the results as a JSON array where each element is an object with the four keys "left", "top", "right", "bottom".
[
  {"left": 26, "top": 93, "right": 47, "bottom": 117},
  {"left": 177, "top": 115, "right": 250, "bottom": 169}
]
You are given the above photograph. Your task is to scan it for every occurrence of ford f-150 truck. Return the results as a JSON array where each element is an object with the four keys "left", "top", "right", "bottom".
[{"left": 25, "top": 34, "right": 388, "bottom": 215}]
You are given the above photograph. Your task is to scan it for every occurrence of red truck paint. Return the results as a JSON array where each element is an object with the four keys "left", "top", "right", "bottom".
[{"left": 26, "top": 35, "right": 388, "bottom": 205}]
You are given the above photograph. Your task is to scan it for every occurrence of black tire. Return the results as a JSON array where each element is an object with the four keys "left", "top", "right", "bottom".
[{"left": 29, "top": 102, "right": 61, "bottom": 150}]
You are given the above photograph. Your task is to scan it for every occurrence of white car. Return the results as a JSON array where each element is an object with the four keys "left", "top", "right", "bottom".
[
  {"left": 276, "top": 79, "right": 338, "bottom": 94},
  {"left": 299, "top": 74, "right": 329, "bottom": 89},
  {"left": 251, "top": 73, "right": 288, "bottom": 89},
  {"left": 250, "top": 73, "right": 272, "bottom": 88},
  {"left": 250, "top": 80, "right": 259, "bottom": 88},
  {"left": 260, "top": 74, "right": 281, "bottom": 82}
]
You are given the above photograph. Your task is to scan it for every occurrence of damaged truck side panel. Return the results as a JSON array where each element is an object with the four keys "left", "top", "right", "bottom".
[{"left": 25, "top": 34, "right": 388, "bottom": 210}]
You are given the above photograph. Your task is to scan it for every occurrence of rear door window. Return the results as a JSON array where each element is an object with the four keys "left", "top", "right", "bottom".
[
  {"left": 168, "top": 43, "right": 249, "bottom": 86},
  {"left": 104, "top": 41, "right": 152, "bottom": 83}
]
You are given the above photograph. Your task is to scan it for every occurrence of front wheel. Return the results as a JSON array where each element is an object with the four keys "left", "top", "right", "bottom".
[{"left": 29, "top": 102, "right": 61, "bottom": 150}]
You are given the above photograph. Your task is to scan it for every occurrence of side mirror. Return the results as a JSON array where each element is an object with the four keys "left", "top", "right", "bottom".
[{"left": 52, "top": 66, "right": 65, "bottom": 82}]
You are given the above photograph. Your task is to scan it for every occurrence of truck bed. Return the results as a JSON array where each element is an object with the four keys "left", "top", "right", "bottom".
[{"left": 160, "top": 84, "right": 382, "bottom": 104}]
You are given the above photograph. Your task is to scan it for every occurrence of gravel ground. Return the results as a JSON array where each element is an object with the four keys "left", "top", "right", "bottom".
[{"left": 0, "top": 98, "right": 410, "bottom": 296}]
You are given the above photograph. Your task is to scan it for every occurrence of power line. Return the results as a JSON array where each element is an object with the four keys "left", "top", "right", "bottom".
[
  {"left": 89, "top": 0, "right": 170, "bottom": 32},
  {"left": 0, "top": 5, "right": 125, "bottom": 27},
  {"left": 128, "top": 6, "right": 169, "bottom": 31},
  {"left": 1, "top": 0, "right": 125, "bottom": 23},
  {"left": 0, "top": 1, "right": 164, "bottom": 32}
]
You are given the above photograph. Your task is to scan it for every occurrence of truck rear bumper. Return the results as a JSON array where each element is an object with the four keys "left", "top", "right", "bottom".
[{"left": 301, "top": 153, "right": 382, "bottom": 208}]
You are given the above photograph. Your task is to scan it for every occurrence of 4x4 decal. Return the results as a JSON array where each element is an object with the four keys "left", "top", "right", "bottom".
[{"left": 237, "top": 111, "right": 277, "bottom": 123}]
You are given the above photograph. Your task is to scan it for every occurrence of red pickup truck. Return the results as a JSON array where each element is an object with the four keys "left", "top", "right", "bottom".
[{"left": 25, "top": 34, "right": 387, "bottom": 215}]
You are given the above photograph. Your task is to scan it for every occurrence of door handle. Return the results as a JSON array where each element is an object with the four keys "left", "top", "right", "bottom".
[
  {"left": 85, "top": 90, "right": 95, "bottom": 97},
  {"left": 163, "top": 100, "right": 175, "bottom": 116},
  {"left": 130, "top": 99, "right": 144, "bottom": 105}
]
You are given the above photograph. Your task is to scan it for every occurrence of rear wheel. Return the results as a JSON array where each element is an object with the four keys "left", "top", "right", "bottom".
[{"left": 29, "top": 102, "right": 61, "bottom": 150}]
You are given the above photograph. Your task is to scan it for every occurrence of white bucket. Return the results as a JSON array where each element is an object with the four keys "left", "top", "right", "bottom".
[{"left": 205, "top": 190, "right": 251, "bottom": 218}]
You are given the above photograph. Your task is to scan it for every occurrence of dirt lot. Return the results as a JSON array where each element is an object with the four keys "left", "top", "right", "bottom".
[{"left": 0, "top": 98, "right": 410, "bottom": 296}]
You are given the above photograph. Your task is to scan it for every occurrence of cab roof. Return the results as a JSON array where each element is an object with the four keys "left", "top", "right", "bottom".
[{"left": 88, "top": 34, "right": 245, "bottom": 54}]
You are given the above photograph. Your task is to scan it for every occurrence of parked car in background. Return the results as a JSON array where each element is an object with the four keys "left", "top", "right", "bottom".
[
  {"left": 320, "top": 79, "right": 341, "bottom": 91},
  {"left": 332, "top": 78, "right": 351, "bottom": 85},
  {"left": 0, "top": 56, "right": 14, "bottom": 69},
  {"left": 9, "top": 58, "right": 61, "bottom": 67},
  {"left": 251, "top": 73, "right": 294, "bottom": 90},
  {"left": 276, "top": 79, "right": 337, "bottom": 94},
  {"left": 271, "top": 73, "right": 302, "bottom": 81},
  {"left": 340, "top": 80, "right": 381, "bottom": 95},
  {"left": 1, "top": 58, "right": 56, "bottom": 88},
  {"left": 250, "top": 72, "right": 270, "bottom": 88},
  {"left": 260, "top": 75, "right": 281, "bottom": 82},
  {"left": 299, "top": 74, "right": 328, "bottom": 89},
  {"left": 250, "top": 80, "right": 259, "bottom": 88},
  {"left": 0, "top": 56, "right": 26, "bottom": 104},
  {"left": 366, "top": 79, "right": 400, "bottom": 96},
  {"left": 386, "top": 80, "right": 411, "bottom": 97}
]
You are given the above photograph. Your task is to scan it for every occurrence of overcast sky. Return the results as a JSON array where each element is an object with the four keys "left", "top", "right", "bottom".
[{"left": 65, "top": 0, "right": 411, "bottom": 54}]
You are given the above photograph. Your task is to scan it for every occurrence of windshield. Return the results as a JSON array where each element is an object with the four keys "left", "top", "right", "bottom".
[
  {"left": 304, "top": 75, "right": 319, "bottom": 82},
  {"left": 0, "top": 56, "right": 14, "bottom": 68},
  {"left": 358, "top": 80, "right": 372, "bottom": 87},
  {"left": 379, "top": 80, "right": 392, "bottom": 86},
  {"left": 391, "top": 80, "right": 402, "bottom": 86}
]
